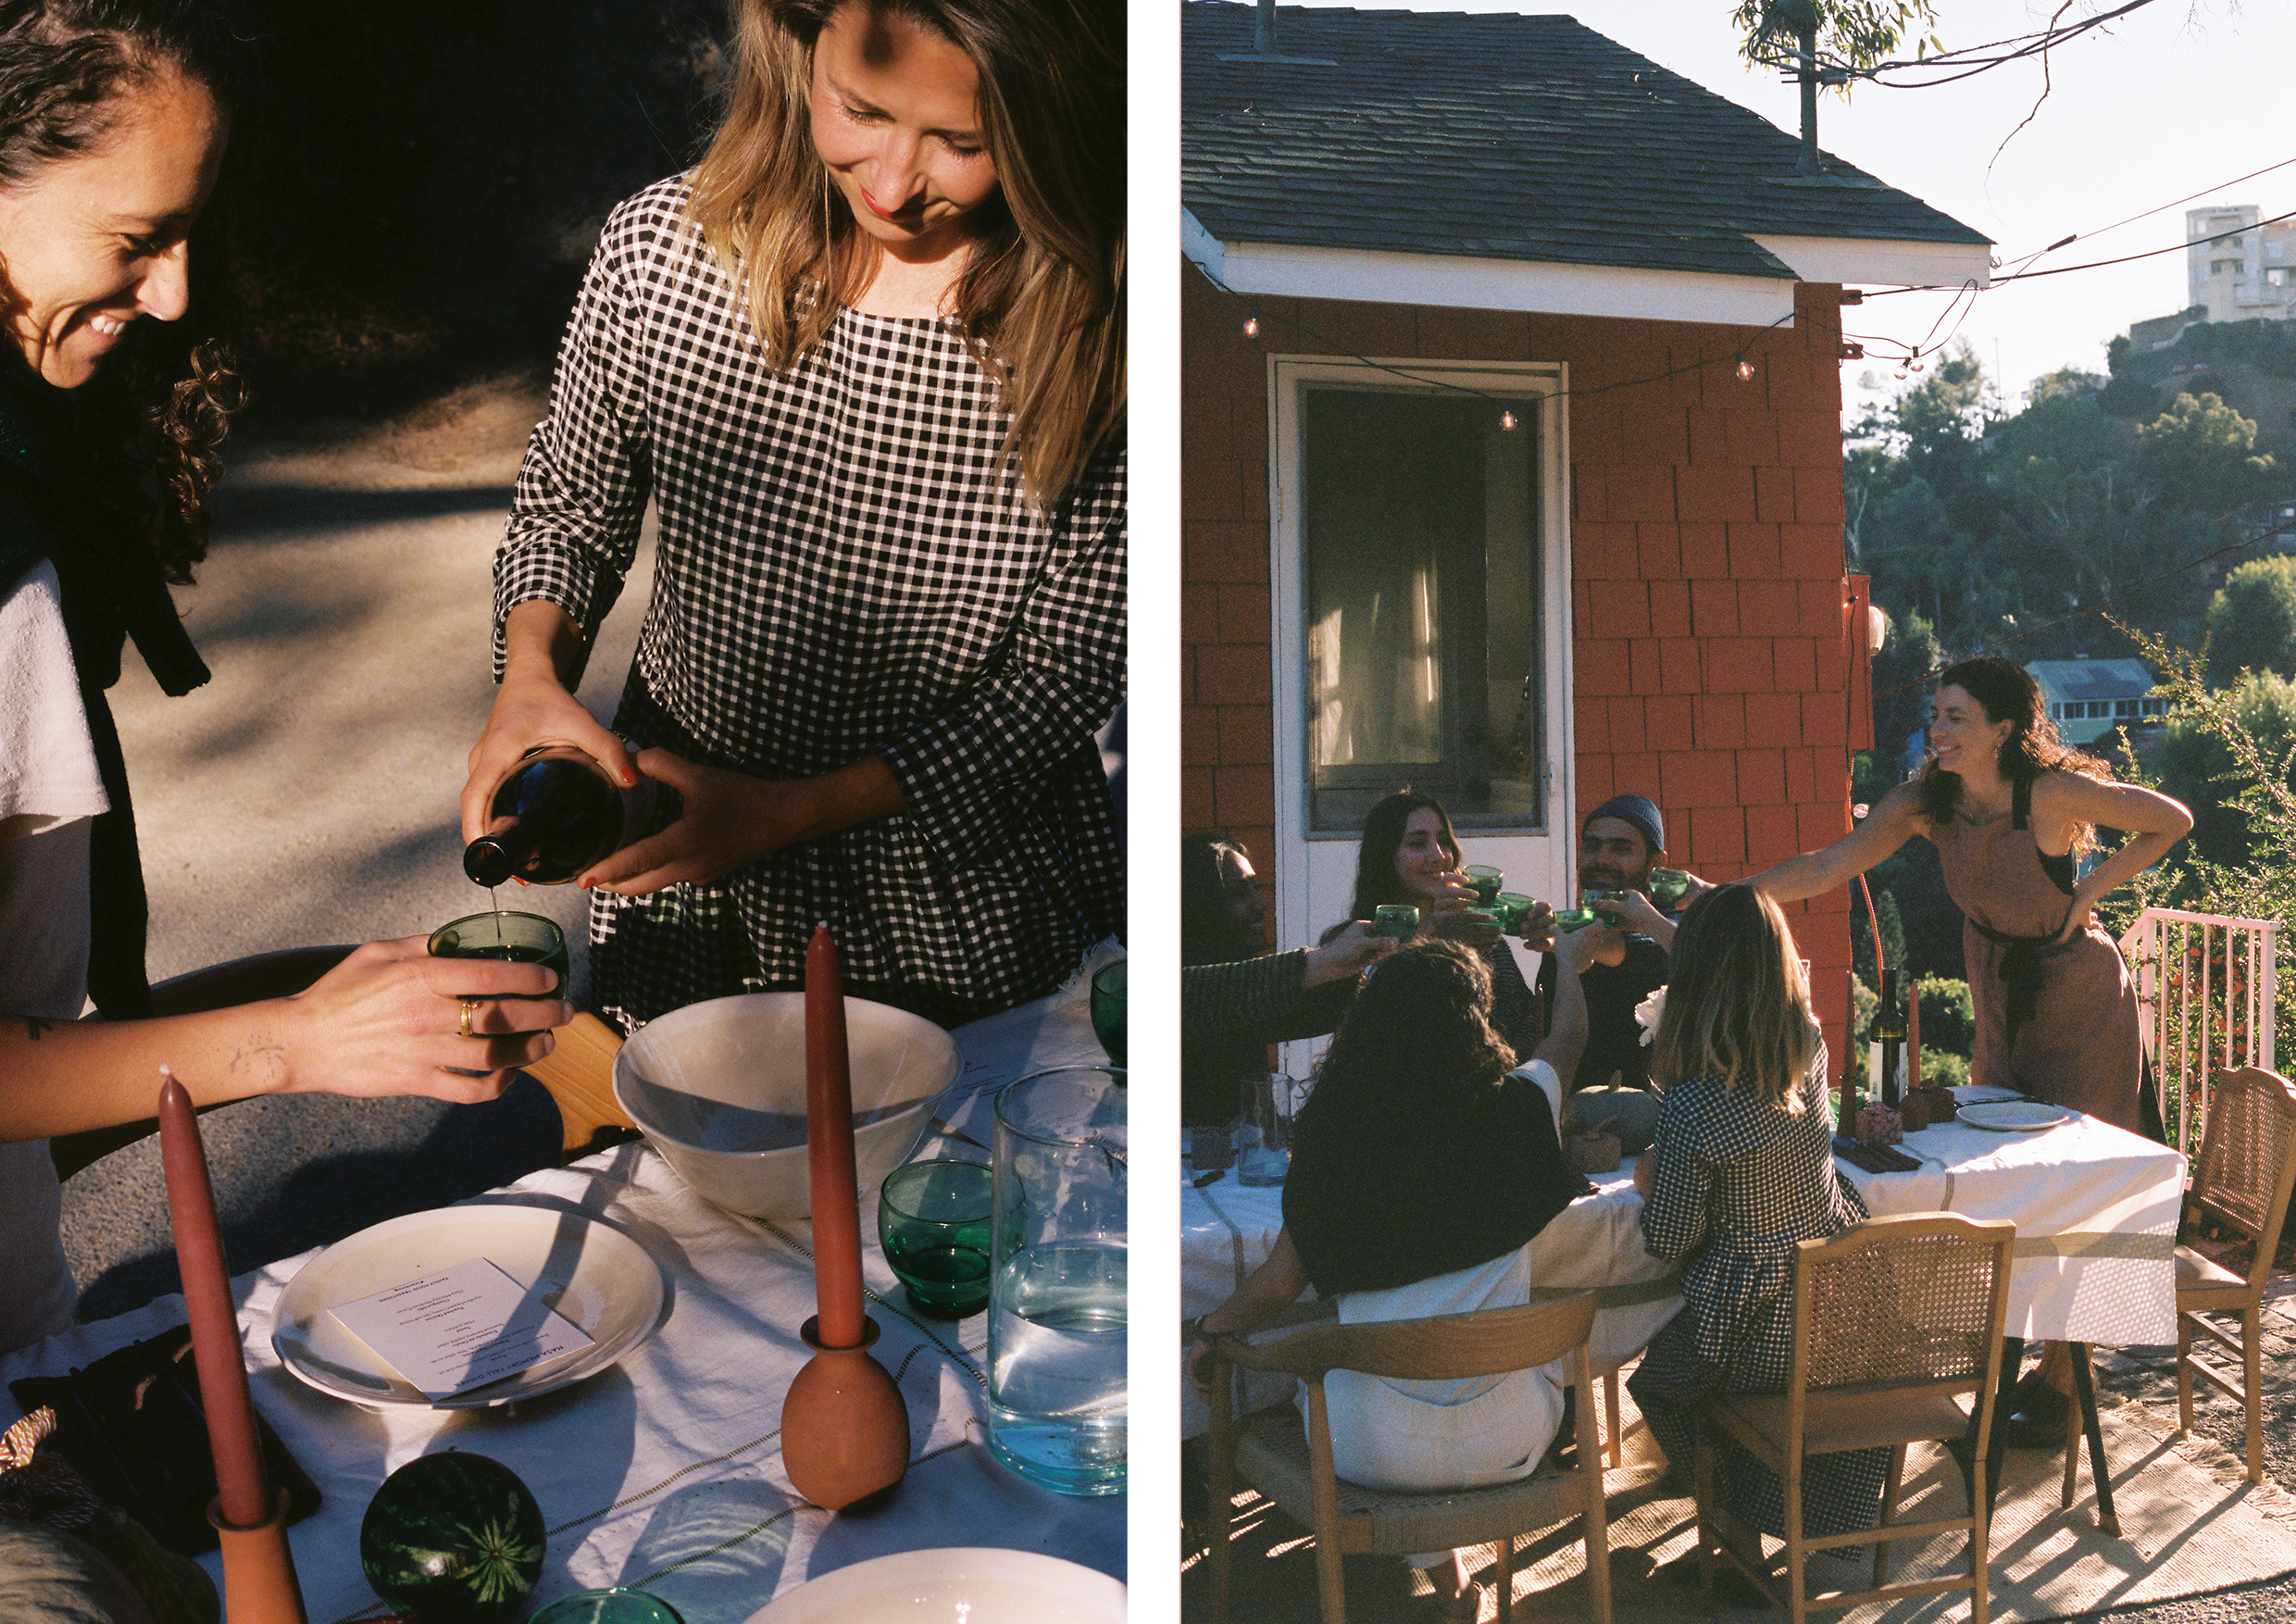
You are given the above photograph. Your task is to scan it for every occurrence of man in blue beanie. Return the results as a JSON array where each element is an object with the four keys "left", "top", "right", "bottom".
[{"left": 1534, "top": 794, "right": 1705, "bottom": 1100}]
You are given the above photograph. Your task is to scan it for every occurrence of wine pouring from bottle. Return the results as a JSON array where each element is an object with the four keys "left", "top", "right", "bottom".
[{"left": 464, "top": 744, "right": 656, "bottom": 887}]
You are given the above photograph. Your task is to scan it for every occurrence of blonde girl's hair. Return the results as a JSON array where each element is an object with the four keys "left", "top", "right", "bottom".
[
  {"left": 684, "top": 0, "right": 1123, "bottom": 508},
  {"left": 1650, "top": 883, "right": 1818, "bottom": 1112}
]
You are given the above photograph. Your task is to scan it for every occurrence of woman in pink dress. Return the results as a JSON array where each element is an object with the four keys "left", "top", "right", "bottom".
[{"left": 1749, "top": 655, "right": 2190, "bottom": 1440}]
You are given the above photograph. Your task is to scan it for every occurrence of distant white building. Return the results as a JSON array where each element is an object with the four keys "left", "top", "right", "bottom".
[
  {"left": 2188, "top": 204, "right": 2296, "bottom": 324},
  {"left": 2027, "top": 658, "right": 2166, "bottom": 746}
]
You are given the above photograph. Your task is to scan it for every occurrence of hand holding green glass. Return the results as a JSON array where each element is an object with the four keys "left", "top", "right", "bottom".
[
  {"left": 1491, "top": 892, "right": 1536, "bottom": 934},
  {"left": 1373, "top": 904, "right": 1420, "bottom": 942},
  {"left": 1649, "top": 868, "right": 1693, "bottom": 908},
  {"left": 1460, "top": 865, "right": 1504, "bottom": 906}
]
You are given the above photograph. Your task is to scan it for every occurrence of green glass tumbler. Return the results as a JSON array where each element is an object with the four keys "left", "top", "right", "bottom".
[
  {"left": 1649, "top": 868, "right": 1692, "bottom": 909},
  {"left": 1091, "top": 958, "right": 1127, "bottom": 1068},
  {"left": 1491, "top": 892, "right": 1535, "bottom": 934},
  {"left": 878, "top": 1157, "right": 994, "bottom": 1317},
  {"left": 427, "top": 909, "right": 569, "bottom": 994},
  {"left": 1461, "top": 865, "right": 1504, "bottom": 906},
  {"left": 1373, "top": 905, "right": 1420, "bottom": 942},
  {"left": 1553, "top": 906, "right": 1601, "bottom": 931},
  {"left": 530, "top": 1593, "right": 684, "bottom": 1624}
]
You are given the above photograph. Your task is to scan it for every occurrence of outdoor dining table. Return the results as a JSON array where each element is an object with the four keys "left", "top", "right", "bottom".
[
  {"left": 0, "top": 968, "right": 1125, "bottom": 1623},
  {"left": 1836, "top": 1088, "right": 2189, "bottom": 1533}
]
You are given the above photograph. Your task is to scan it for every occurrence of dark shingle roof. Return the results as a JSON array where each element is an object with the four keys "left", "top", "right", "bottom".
[
  {"left": 1183, "top": 2, "right": 1990, "bottom": 281},
  {"left": 2028, "top": 659, "right": 2156, "bottom": 701}
]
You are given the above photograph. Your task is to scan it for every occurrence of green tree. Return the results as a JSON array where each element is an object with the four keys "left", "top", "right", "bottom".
[
  {"left": 2203, "top": 555, "right": 2296, "bottom": 687},
  {"left": 1729, "top": 0, "right": 1940, "bottom": 78},
  {"left": 2149, "top": 667, "right": 2296, "bottom": 871}
]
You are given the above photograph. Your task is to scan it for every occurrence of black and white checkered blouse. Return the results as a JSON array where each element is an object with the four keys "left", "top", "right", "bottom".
[{"left": 493, "top": 178, "right": 1125, "bottom": 1031}]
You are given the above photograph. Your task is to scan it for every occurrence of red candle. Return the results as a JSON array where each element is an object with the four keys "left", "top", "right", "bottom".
[
  {"left": 805, "top": 925, "right": 867, "bottom": 1350},
  {"left": 156, "top": 1069, "right": 270, "bottom": 1529}
]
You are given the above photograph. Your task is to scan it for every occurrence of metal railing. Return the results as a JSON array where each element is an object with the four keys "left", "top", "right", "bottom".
[{"left": 2120, "top": 906, "right": 2278, "bottom": 1157}]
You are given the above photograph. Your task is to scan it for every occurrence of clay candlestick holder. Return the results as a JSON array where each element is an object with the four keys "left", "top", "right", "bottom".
[
  {"left": 210, "top": 1490, "right": 308, "bottom": 1624},
  {"left": 779, "top": 925, "right": 910, "bottom": 1509}
]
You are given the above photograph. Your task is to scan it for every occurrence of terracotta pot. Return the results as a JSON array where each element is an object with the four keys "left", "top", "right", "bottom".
[{"left": 781, "top": 1316, "right": 910, "bottom": 1510}]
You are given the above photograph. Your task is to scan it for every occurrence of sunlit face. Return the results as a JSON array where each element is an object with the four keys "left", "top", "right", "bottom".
[
  {"left": 0, "top": 69, "right": 225, "bottom": 390},
  {"left": 1928, "top": 683, "right": 2012, "bottom": 776},
  {"left": 1391, "top": 807, "right": 1459, "bottom": 904},
  {"left": 1579, "top": 816, "right": 1655, "bottom": 894},
  {"left": 808, "top": 1, "right": 999, "bottom": 265}
]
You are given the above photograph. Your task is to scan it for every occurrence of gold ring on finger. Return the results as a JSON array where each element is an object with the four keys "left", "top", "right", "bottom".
[{"left": 458, "top": 997, "right": 480, "bottom": 1039}]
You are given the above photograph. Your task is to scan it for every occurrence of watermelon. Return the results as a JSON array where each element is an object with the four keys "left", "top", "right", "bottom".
[{"left": 359, "top": 1452, "right": 545, "bottom": 1624}]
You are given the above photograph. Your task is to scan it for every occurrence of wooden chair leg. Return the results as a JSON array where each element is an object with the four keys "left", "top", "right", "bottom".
[
  {"left": 2246, "top": 1305, "right": 2265, "bottom": 1483},
  {"left": 1604, "top": 1371, "right": 1625, "bottom": 1469},
  {"left": 1784, "top": 1451, "right": 1808, "bottom": 1624},
  {"left": 1873, "top": 1441, "right": 1907, "bottom": 1587},
  {"left": 2061, "top": 1362, "right": 2082, "bottom": 1510},
  {"left": 1206, "top": 1379, "right": 1236, "bottom": 1623},
  {"left": 1970, "top": 1430, "right": 1991, "bottom": 1624},
  {"left": 2070, "top": 1343, "right": 2117, "bottom": 1536},
  {"left": 1694, "top": 1418, "right": 1716, "bottom": 1612},
  {"left": 1584, "top": 1455, "right": 1613, "bottom": 1624},
  {"left": 2177, "top": 1309, "right": 2197, "bottom": 1435},
  {"left": 1496, "top": 1531, "right": 1513, "bottom": 1624}
]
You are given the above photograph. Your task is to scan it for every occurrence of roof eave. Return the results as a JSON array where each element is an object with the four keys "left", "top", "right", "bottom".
[
  {"left": 1750, "top": 234, "right": 1994, "bottom": 291},
  {"left": 1186, "top": 209, "right": 1805, "bottom": 328}
]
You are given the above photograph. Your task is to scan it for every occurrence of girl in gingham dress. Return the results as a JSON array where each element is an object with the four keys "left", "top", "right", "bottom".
[
  {"left": 462, "top": 0, "right": 1122, "bottom": 1031},
  {"left": 1628, "top": 885, "right": 1890, "bottom": 1554}
]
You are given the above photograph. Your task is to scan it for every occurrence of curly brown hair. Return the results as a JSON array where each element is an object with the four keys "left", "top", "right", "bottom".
[
  {"left": 1310, "top": 938, "right": 1516, "bottom": 1110},
  {"left": 0, "top": 0, "right": 247, "bottom": 581},
  {"left": 1915, "top": 656, "right": 2114, "bottom": 854}
]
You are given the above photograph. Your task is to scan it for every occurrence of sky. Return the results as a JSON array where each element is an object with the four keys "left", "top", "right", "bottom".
[{"left": 1281, "top": 0, "right": 2296, "bottom": 416}]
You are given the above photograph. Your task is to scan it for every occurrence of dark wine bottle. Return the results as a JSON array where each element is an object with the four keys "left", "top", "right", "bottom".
[
  {"left": 1873, "top": 967, "right": 1907, "bottom": 1107},
  {"left": 463, "top": 746, "right": 650, "bottom": 887}
]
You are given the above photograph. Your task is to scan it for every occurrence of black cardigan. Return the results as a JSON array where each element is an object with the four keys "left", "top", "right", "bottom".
[
  {"left": 1282, "top": 1064, "right": 1591, "bottom": 1297},
  {"left": 0, "top": 355, "right": 208, "bottom": 1018}
]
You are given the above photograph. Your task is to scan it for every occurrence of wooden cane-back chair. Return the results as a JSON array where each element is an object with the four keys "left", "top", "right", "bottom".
[
  {"left": 1204, "top": 1292, "right": 1610, "bottom": 1624},
  {"left": 2176, "top": 1066, "right": 2296, "bottom": 1483},
  {"left": 1697, "top": 1213, "right": 2014, "bottom": 1624}
]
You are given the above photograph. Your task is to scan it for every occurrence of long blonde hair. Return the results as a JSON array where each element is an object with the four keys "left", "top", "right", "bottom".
[
  {"left": 685, "top": 0, "right": 1123, "bottom": 507},
  {"left": 1650, "top": 884, "right": 1818, "bottom": 1112}
]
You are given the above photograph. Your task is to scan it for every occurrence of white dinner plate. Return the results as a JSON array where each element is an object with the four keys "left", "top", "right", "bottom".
[
  {"left": 742, "top": 1549, "right": 1125, "bottom": 1624},
  {"left": 1958, "top": 1100, "right": 2076, "bottom": 1132},
  {"left": 1953, "top": 1085, "right": 2026, "bottom": 1105},
  {"left": 271, "top": 1202, "right": 667, "bottom": 1408}
]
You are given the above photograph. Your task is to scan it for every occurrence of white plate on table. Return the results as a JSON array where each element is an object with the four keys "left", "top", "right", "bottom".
[
  {"left": 1958, "top": 1100, "right": 2076, "bottom": 1132},
  {"left": 743, "top": 1549, "right": 1124, "bottom": 1624},
  {"left": 271, "top": 1202, "right": 666, "bottom": 1408},
  {"left": 1954, "top": 1085, "right": 2027, "bottom": 1105}
]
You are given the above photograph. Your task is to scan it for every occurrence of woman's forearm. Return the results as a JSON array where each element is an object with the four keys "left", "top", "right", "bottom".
[{"left": 1200, "top": 1228, "right": 1309, "bottom": 1338}]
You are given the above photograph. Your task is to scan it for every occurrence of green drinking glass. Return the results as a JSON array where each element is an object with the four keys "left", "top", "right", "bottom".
[
  {"left": 1649, "top": 868, "right": 1693, "bottom": 909},
  {"left": 1091, "top": 958, "right": 1127, "bottom": 1067},
  {"left": 1553, "top": 906, "right": 1601, "bottom": 931},
  {"left": 530, "top": 1593, "right": 685, "bottom": 1624},
  {"left": 1580, "top": 889, "right": 1627, "bottom": 927},
  {"left": 1491, "top": 892, "right": 1535, "bottom": 935},
  {"left": 1461, "top": 865, "right": 1504, "bottom": 906},
  {"left": 880, "top": 1157, "right": 994, "bottom": 1316},
  {"left": 427, "top": 909, "right": 569, "bottom": 994},
  {"left": 1373, "top": 904, "right": 1421, "bottom": 942}
]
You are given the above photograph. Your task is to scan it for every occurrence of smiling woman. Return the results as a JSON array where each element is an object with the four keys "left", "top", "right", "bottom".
[{"left": 465, "top": 0, "right": 1126, "bottom": 1032}]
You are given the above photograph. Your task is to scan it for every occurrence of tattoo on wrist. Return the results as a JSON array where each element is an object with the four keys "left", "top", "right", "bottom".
[{"left": 230, "top": 1033, "right": 289, "bottom": 1086}]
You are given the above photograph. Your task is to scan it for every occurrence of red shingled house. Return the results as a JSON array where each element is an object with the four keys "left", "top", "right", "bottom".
[{"left": 1180, "top": 2, "right": 1992, "bottom": 1065}]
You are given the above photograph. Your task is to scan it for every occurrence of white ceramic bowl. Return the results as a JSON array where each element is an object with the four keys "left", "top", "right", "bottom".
[
  {"left": 742, "top": 1548, "right": 1124, "bottom": 1624},
  {"left": 613, "top": 993, "right": 961, "bottom": 1219}
]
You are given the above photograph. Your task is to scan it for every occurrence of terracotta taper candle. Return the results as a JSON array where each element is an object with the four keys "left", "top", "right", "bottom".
[
  {"left": 780, "top": 926, "right": 909, "bottom": 1509},
  {"left": 158, "top": 1068, "right": 307, "bottom": 1623},
  {"left": 1907, "top": 977, "right": 1923, "bottom": 1091}
]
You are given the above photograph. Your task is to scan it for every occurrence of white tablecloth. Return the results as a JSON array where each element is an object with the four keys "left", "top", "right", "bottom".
[
  {"left": 1180, "top": 1162, "right": 1684, "bottom": 1436},
  {"left": 1840, "top": 1092, "right": 2188, "bottom": 1347},
  {"left": 1, "top": 960, "right": 1125, "bottom": 1624}
]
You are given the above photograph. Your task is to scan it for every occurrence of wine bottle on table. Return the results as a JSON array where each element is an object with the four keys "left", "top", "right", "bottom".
[
  {"left": 1871, "top": 968, "right": 1906, "bottom": 1108},
  {"left": 463, "top": 744, "right": 655, "bottom": 887}
]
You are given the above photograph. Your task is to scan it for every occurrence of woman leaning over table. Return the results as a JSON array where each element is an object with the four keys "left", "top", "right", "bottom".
[
  {"left": 1748, "top": 656, "right": 2190, "bottom": 1442},
  {"left": 0, "top": 0, "right": 567, "bottom": 1356},
  {"left": 463, "top": 0, "right": 1124, "bottom": 1034},
  {"left": 1627, "top": 883, "right": 1884, "bottom": 1589},
  {"left": 1189, "top": 930, "right": 1601, "bottom": 1620}
]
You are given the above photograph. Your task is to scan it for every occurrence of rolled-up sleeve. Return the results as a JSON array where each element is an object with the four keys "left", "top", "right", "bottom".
[
  {"left": 874, "top": 437, "right": 1126, "bottom": 869},
  {"left": 491, "top": 202, "right": 656, "bottom": 683}
]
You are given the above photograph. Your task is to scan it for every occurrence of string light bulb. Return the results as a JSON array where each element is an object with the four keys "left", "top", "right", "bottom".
[
  {"left": 1908, "top": 357, "right": 1924, "bottom": 372},
  {"left": 1734, "top": 355, "right": 1755, "bottom": 381},
  {"left": 1499, "top": 409, "right": 1518, "bottom": 431},
  {"left": 1242, "top": 313, "right": 1261, "bottom": 338},
  {"left": 1893, "top": 366, "right": 1909, "bottom": 380}
]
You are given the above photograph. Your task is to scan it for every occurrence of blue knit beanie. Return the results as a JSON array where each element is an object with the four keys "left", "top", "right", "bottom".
[{"left": 1583, "top": 793, "right": 1665, "bottom": 856}]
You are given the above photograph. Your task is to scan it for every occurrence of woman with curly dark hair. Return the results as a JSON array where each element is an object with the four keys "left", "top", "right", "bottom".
[
  {"left": 1749, "top": 655, "right": 2191, "bottom": 1441},
  {"left": 0, "top": 0, "right": 571, "bottom": 1356},
  {"left": 1187, "top": 931, "right": 1600, "bottom": 1618}
]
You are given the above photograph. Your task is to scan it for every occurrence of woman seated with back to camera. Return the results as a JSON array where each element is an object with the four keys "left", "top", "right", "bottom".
[
  {"left": 1628, "top": 883, "right": 1888, "bottom": 1585},
  {"left": 1188, "top": 925, "right": 1601, "bottom": 1619}
]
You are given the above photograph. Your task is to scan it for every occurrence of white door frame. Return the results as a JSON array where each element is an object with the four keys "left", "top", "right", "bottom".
[{"left": 1266, "top": 355, "right": 1576, "bottom": 1072}]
